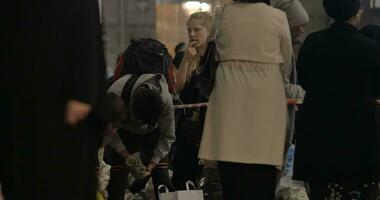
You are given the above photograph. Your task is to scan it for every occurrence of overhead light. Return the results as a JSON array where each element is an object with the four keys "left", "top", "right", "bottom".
[
  {"left": 200, "top": 2, "right": 211, "bottom": 11},
  {"left": 182, "top": 1, "right": 211, "bottom": 15},
  {"left": 183, "top": 1, "right": 201, "bottom": 10}
]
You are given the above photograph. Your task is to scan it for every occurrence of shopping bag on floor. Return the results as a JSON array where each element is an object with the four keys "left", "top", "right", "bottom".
[
  {"left": 159, "top": 181, "right": 204, "bottom": 200},
  {"left": 283, "top": 144, "right": 295, "bottom": 177}
]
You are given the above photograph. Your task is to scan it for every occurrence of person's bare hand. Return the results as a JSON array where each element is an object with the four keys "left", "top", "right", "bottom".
[
  {"left": 108, "top": 123, "right": 117, "bottom": 133},
  {"left": 183, "top": 41, "right": 197, "bottom": 60},
  {"left": 65, "top": 100, "right": 91, "bottom": 125},
  {"left": 146, "top": 162, "right": 157, "bottom": 173}
]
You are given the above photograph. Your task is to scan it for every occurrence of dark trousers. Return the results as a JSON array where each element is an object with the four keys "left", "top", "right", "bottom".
[
  {"left": 107, "top": 169, "right": 128, "bottom": 200},
  {"left": 172, "top": 115, "right": 203, "bottom": 190},
  {"left": 172, "top": 149, "right": 202, "bottom": 190},
  {"left": 218, "top": 162, "right": 276, "bottom": 200},
  {"left": 107, "top": 129, "right": 173, "bottom": 200}
]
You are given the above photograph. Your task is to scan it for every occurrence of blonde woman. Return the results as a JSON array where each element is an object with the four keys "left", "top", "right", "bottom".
[
  {"left": 198, "top": 0, "right": 292, "bottom": 199},
  {"left": 172, "top": 12, "right": 217, "bottom": 190},
  {"left": 174, "top": 12, "right": 215, "bottom": 93}
]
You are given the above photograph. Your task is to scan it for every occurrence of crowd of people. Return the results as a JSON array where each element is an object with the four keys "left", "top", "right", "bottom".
[{"left": 1, "top": 0, "right": 380, "bottom": 200}]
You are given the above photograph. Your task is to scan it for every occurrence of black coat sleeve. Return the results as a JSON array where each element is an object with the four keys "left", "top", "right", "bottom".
[
  {"left": 296, "top": 36, "right": 312, "bottom": 91},
  {"left": 71, "top": 0, "right": 106, "bottom": 106},
  {"left": 370, "top": 43, "right": 380, "bottom": 98}
]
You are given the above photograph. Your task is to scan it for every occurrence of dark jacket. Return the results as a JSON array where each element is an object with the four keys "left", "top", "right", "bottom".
[
  {"left": 171, "top": 41, "right": 216, "bottom": 189},
  {"left": 0, "top": 1, "right": 106, "bottom": 199},
  {"left": 172, "top": 41, "right": 216, "bottom": 148},
  {"left": 293, "top": 22, "right": 380, "bottom": 183},
  {"left": 173, "top": 41, "right": 217, "bottom": 105}
]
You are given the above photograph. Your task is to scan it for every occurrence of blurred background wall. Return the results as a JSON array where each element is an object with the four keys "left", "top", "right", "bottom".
[{"left": 101, "top": 0, "right": 380, "bottom": 76}]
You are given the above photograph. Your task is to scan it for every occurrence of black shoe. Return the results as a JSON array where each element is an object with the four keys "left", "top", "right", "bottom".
[{"left": 129, "top": 175, "right": 152, "bottom": 194}]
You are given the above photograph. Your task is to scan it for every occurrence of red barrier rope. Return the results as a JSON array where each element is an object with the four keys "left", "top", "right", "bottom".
[{"left": 174, "top": 99, "right": 302, "bottom": 109}]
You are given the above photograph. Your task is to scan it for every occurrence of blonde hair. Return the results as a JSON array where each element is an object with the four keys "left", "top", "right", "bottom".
[
  {"left": 187, "top": 12, "right": 214, "bottom": 33},
  {"left": 186, "top": 12, "right": 213, "bottom": 82}
]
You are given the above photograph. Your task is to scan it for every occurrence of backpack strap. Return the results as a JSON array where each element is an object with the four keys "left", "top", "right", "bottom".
[
  {"left": 121, "top": 75, "right": 139, "bottom": 106},
  {"left": 113, "top": 53, "right": 125, "bottom": 82}
]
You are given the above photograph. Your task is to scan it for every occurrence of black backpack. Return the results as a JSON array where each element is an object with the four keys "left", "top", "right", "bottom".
[{"left": 116, "top": 38, "right": 175, "bottom": 93}]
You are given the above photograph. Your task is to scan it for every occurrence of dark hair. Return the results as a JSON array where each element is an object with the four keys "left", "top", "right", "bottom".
[
  {"left": 105, "top": 93, "right": 128, "bottom": 123},
  {"left": 233, "top": 0, "right": 270, "bottom": 4},
  {"left": 174, "top": 42, "right": 185, "bottom": 54},
  {"left": 362, "top": 25, "right": 380, "bottom": 42},
  {"left": 323, "top": 0, "right": 360, "bottom": 22},
  {"left": 132, "top": 86, "right": 164, "bottom": 125}
]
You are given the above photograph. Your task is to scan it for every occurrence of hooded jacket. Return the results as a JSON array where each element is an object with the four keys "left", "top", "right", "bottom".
[{"left": 107, "top": 74, "right": 176, "bottom": 164}]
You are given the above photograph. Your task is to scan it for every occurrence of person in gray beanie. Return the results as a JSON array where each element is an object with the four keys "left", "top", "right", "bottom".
[
  {"left": 273, "top": 0, "right": 309, "bottom": 42},
  {"left": 272, "top": 1, "right": 309, "bottom": 199},
  {"left": 273, "top": 0, "right": 308, "bottom": 155}
]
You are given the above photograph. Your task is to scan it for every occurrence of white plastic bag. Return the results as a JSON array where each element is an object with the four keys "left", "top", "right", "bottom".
[
  {"left": 159, "top": 181, "right": 204, "bottom": 200},
  {"left": 97, "top": 148, "right": 111, "bottom": 199}
]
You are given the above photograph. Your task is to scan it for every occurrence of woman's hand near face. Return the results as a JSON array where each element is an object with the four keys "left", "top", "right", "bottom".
[
  {"left": 175, "top": 41, "right": 199, "bottom": 93},
  {"left": 183, "top": 41, "right": 198, "bottom": 61}
]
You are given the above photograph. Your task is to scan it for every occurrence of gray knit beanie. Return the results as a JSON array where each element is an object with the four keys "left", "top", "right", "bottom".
[{"left": 273, "top": 0, "right": 309, "bottom": 27}]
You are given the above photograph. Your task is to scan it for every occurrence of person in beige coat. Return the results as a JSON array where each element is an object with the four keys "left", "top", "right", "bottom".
[{"left": 198, "top": 0, "right": 292, "bottom": 199}]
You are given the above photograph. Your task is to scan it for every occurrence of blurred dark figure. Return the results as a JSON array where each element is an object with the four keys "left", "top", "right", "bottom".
[
  {"left": 174, "top": 42, "right": 186, "bottom": 54},
  {"left": 0, "top": 0, "right": 106, "bottom": 200},
  {"left": 173, "top": 42, "right": 185, "bottom": 68},
  {"left": 294, "top": 0, "right": 380, "bottom": 199}
]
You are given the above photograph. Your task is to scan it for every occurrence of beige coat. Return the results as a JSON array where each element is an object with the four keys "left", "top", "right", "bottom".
[{"left": 199, "top": 2, "right": 292, "bottom": 167}]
